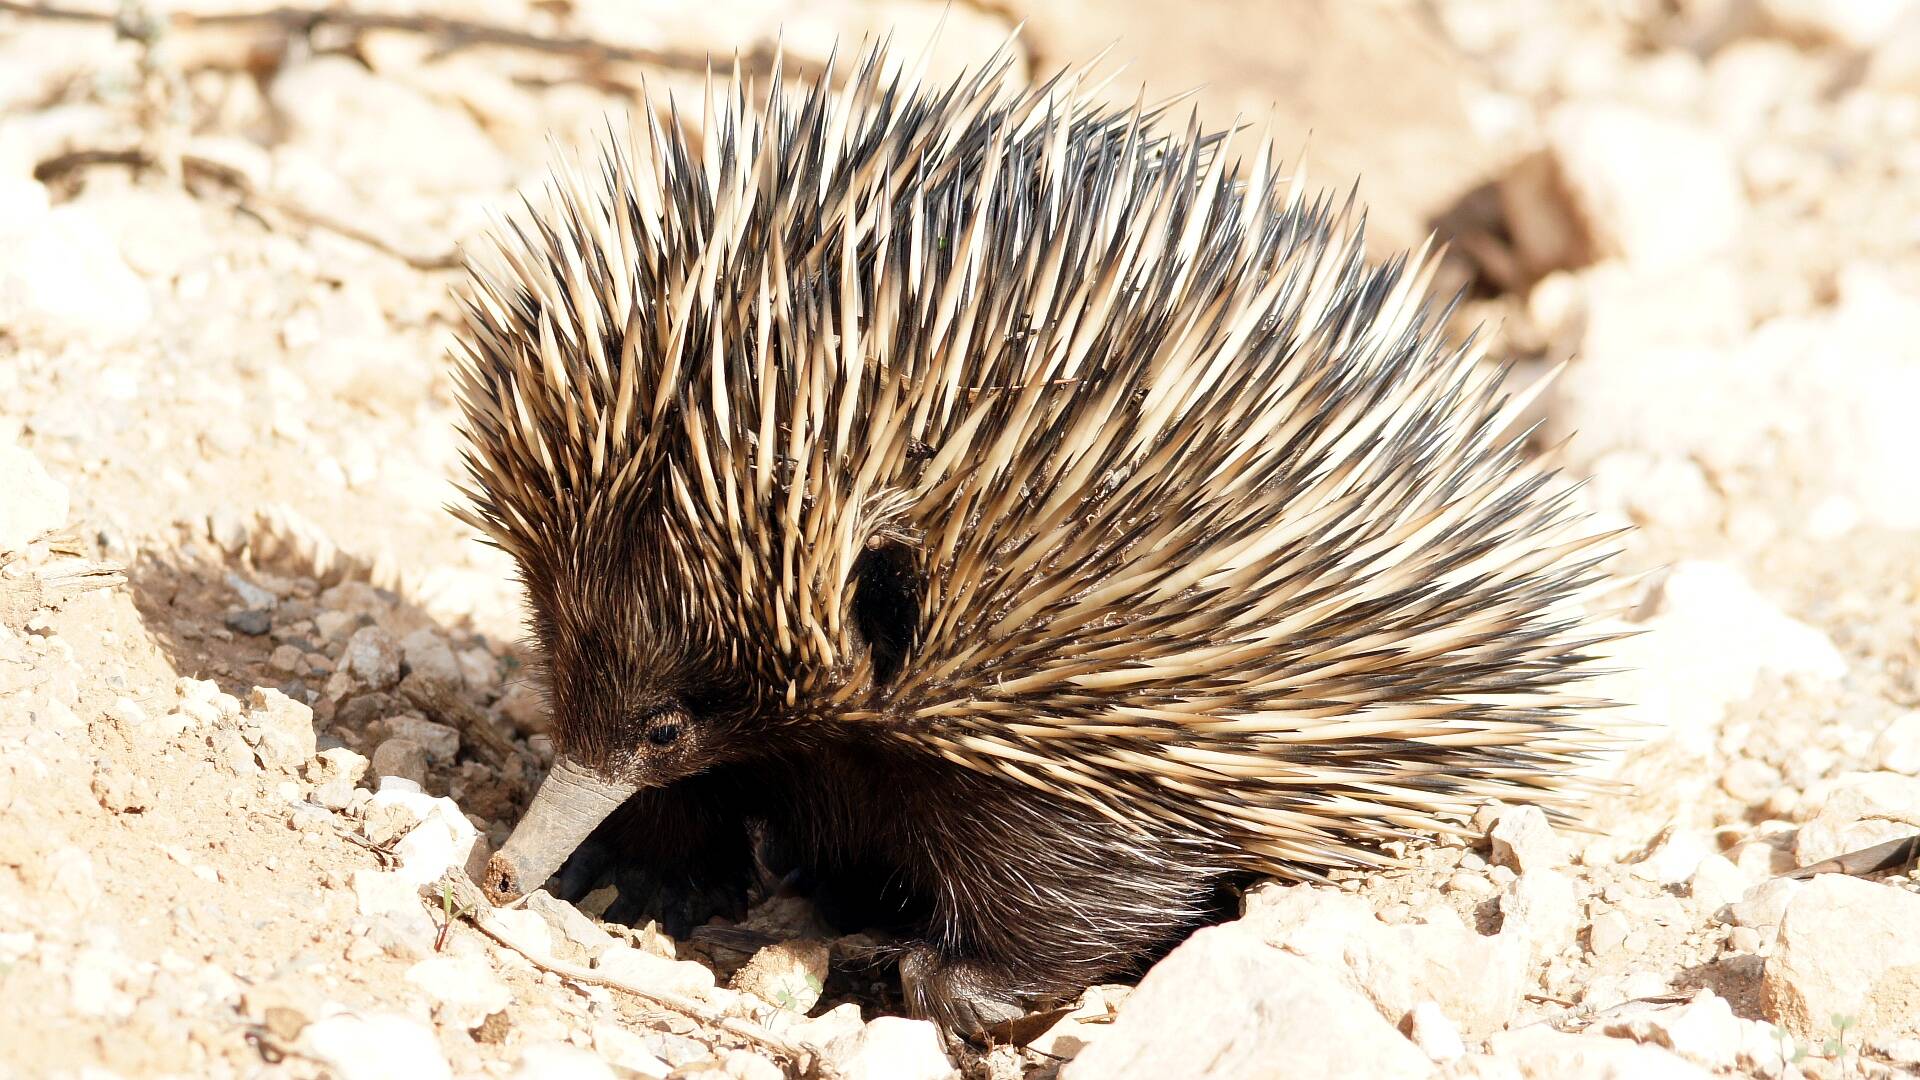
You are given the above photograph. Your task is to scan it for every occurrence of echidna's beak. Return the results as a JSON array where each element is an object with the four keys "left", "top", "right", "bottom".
[{"left": 483, "top": 757, "right": 636, "bottom": 904}]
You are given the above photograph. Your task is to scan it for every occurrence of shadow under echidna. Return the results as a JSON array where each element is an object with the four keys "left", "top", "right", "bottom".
[{"left": 452, "top": 38, "right": 1625, "bottom": 1035}]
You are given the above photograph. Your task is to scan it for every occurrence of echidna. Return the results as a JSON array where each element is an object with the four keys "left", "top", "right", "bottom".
[{"left": 453, "top": 40, "right": 1620, "bottom": 1033}]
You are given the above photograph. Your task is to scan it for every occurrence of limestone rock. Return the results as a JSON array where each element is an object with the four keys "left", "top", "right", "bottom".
[
  {"left": 1792, "top": 773, "right": 1920, "bottom": 866},
  {"left": 823, "top": 1016, "right": 954, "bottom": 1080},
  {"left": 303, "top": 1012, "right": 452, "bottom": 1080},
  {"left": 1244, "top": 884, "right": 1529, "bottom": 1037},
  {"left": 1762, "top": 874, "right": 1920, "bottom": 1042},
  {"left": 1061, "top": 923, "right": 1433, "bottom": 1078}
]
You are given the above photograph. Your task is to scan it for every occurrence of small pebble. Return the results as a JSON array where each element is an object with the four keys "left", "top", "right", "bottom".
[
  {"left": 342, "top": 627, "right": 402, "bottom": 690},
  {"left": 224, "top": 609, "right": 272, "bottom": 637},
  {"left": 370, "top": 737, "right": 429, "bottom": 786},
  {"left": 1588, "top": 909, "right": 1631, "bottom": 955},
  {"left": 1726, "top": 925, "right": 1762, "bottom": 954}
]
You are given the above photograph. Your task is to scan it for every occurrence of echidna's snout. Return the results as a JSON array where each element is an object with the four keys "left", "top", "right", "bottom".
[{"left": 484, "top": 757, "right": 638, "bottom": 904}]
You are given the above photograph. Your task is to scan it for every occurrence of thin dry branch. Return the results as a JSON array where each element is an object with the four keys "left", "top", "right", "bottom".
[
  {"left": 398, "top": 671, "right": 532, "bottom": 776},
  {"left": 0, "top": 1, "right": 782, "bottom": 75},
  {"left": 429, "top": 872, "right": 833, "bottom": 1078},
  {"left": 1782, "top": 833, "right": 1920, "bottom": 880},
  {"left": 31, "top": 146, "right": 462, "bottom": 269}
]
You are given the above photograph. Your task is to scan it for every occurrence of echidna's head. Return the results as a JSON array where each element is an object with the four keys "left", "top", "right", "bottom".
[
  {"left": 447, "top": 115, "right": 914, "bottom": 812},
  {"left": 516, "top": 535, "right": 779, "bottom": 791}
]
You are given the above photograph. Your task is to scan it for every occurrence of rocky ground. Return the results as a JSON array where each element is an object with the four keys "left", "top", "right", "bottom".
[{"left": 3, "top": 0, "right": 1920, "bottom": 1077}]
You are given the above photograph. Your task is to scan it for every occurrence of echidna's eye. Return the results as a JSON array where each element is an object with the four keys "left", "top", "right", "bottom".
[{"left": 647, "top": 723, "right": 681, "bottom": 747}]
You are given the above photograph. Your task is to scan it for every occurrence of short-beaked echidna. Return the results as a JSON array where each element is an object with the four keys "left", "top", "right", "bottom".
[{"left": 453, "top": 41, "right": 1621, "bottom": 1033}]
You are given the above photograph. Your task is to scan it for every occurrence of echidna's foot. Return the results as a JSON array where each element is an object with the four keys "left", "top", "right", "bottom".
[
  {"left": 601, "top": 864, "right": 750, "bottom": 938},
  {"left": 898, "top": 945, "right": 1030, "bottom": 1038},
  {"left": 552, "top": 839, "right": 751, "bottom": 937}
]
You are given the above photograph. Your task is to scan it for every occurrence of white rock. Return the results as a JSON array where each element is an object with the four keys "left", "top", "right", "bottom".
[
  {"left": 44, "top": 847, "right": 96, "bottom": 913},
  {"left": 1585, "top": 449, "right": 1723, "bottom": 533},
  {"left": 1500, "top": 868, "right": 1581, "bottom": 960},
  {"left": 185, "top": 134, "right": 272, "bottom": 191},
  {"left": 723, "top": 1050, "right": 784, "bottom": 1080},
  {"left": 304, "top": 1012, "right": 452, "bottom": 1080},
  {"left": 308, "top": 746, "right": 370, "bottom": 787},
  {"left": 315, "top": 610, "right": 359, "bottom": 645},
  {"left": 1763, "top": 874, "right": 1920, "bottom": 1041},
  {"left": 457, "top": 647, "right": 499, "bottom": 693},
  {"left": 1875, "top": 711, "right": 1920, "bottom": 774},
  {"left": 67, "top": 944, "right": 135, "bottom": 1019},
  {"left": 0, "top": 932, "right": 34, "bottom": 963},
  {"left": 1631, "top": 830, "right": 1714, "bottom": 885},
  {"left": 247, "top": 686, "right": 317, "bottom": 771},
  {"left": 1557, "top": 272, "right": 1920, "bottom": 532},
  {"left": 405, "top": 954, "right": 510, "bottom": 1028},
  {"left": 1686, "top": 854, "right": 1750, "bottom": 914},
  {"left": 1589, "top": 909, "right": 1632, "bottom": 956},
  {"left": 1727, "top": 876, "right": 1802, "bottom": 938},
  {"left": 1561, "top": 261, "right": 1750, "bottom": 366},
  {"left": 1761, "top": 0, "right": 1917, "bottom": 47},
  {"left": 178, "top": 677, "right": 221, "bottom": 703},
  {"left": 1804, "top": 495, "right": 1861, "bottom": 539},
  {"left": 590, "top": 1021, "right": 671, "bottom": 1078},
  {"left": 225, "top": 572, "right": 278, "bottom": 611},
  {"left": 825, "top": 1016, "right": 955, "bottom": 1080},
  {"left": 1060, "top": 924, "right": 1432, "bottom": 1078},
  {"left": 1870, "top": 6, "right": 1920, "bottom": 95},
  {"left": 1489, "top": 805, "right": 1566, "bottom": 875},
  {"left": 785, "top": 1001, "right": 867, "bottom": 1052},
  {"left": 1406, "top": 1002, "right": 1467, "bottom": 1062},
  {"left": 494, "top": 681, "right": 550, "bottom": 735},
  {"left": 0, "top": 440, "right": 67, "bottom": 555},
  {"left": 1526, "top": 104, "right": 1743, "bottom": 271},
  {"left": 365, "top": 783, "right": 479, "bottom": 887},
  {"left": 106, "top": 697, "right": 147, "bottom": 730},
  {"left": 1793, "top": 772, "right": 1920, "bottom": 866},
  {"left": 1244, "top": 883, "right": 1528, "bottom": 1037},
  {"left": 1599, "top": 990, "right": 1777, "bottom": 1072},
  {"left": 593, "top": 945, "right": 716, "bottom": 997},
  {"left": 0, "top": 199, "right": 151, "bottom": 345}
]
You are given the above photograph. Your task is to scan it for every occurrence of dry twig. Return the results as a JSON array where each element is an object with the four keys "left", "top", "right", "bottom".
[
  {"left": 0, "top": 0, "right": 778, "bottom": 75},
  {"left": 1781, "top": 834, "right": 1920, "bottom": 881},
  {"left": 31, "top": 146, "right": 461, "bottom": 269},
  {"left": 430, "top": 872, "right": 832, "bottom": 1077},
  {"left": 398, "top": 671, "right": 531, "bottom": 775}
]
